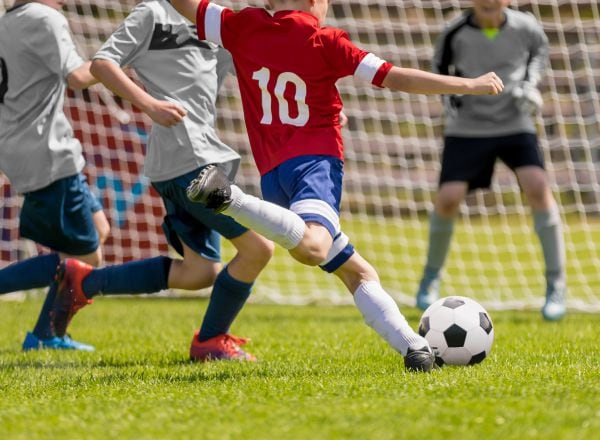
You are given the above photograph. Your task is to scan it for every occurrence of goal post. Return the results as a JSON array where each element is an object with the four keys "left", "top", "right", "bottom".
[{"left": 1, "top": 0, "right": 599, "bottom": 311}]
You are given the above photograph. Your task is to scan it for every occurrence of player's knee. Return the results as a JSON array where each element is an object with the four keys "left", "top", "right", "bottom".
[
  {"left": 435, "top": 195, "right": 461, "bottom": 216},
  {"left": 290, "top": 245, "right": 329, "bottom": 266},
  {"left": 290, "top": 226, "right": 332, "bottom": 265},
  {"left": 234, "top": 233, "right": 274, "bottom": 269},
  {"left": 436, "top": 184, "right": 466, "bottom": 216},
  {"left": 250, "top": 237, "right": 275, "bottom": 268},
  {"left": 525, "top": 185, "right": 552, "bottom": 209}
]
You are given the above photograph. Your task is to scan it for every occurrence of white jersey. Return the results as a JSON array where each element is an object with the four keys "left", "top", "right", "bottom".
[
  {"left": 0, "top": 3, "right": 85, "bottom": 194},
  {"left": 94, "top": 0, "right": 240, "bottom": 182}
]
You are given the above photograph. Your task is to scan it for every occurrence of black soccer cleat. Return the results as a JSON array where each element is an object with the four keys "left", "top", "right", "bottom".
[
  {"left": 186, "top": 164, "right": 233, "bottom": 212},
  {"left": 404, "top": 345, "right": 437, "bottom": 372}
]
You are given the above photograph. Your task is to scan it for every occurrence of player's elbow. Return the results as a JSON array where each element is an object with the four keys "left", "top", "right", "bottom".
[
  {"left": 89, "top": 59, "right": 101, "bottom": 79},
  {"left": 67, "top": 62, "right": 97, "bottom": 90},
  {"left": 89, "top": 59, "right": 111, "bottom": 82}
]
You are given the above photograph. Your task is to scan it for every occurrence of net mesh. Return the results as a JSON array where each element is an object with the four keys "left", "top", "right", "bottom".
[{"left": 1, "top": 0, "right": 599, "bottom": 311}]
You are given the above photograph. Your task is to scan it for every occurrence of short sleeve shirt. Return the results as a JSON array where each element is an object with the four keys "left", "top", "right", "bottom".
[
  {"left": 94, "top": 0, "right": 240, "bottom": 182},
  {"left": 0, "top": 3, "right": 85, "bottom": 193},
  {"left": 195, "top": 2, "right": 392, "bottom": 175}
]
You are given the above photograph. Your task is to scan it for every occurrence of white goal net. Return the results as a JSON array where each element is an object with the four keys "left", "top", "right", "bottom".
[{"left": 1, "top": 0, "right": 599, "bottom": 311}]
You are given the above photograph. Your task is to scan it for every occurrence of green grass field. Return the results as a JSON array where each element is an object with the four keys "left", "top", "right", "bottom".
[{"left": 0, "top": 297, "right": 598, "bottom": 439}]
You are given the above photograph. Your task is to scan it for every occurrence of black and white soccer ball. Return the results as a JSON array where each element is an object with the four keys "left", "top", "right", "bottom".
[{"left": 418, "top": 296, "right": 494, "bottom": 366}]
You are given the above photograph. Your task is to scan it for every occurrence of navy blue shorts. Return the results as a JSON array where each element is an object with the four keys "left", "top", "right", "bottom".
[
  {"left": 440, "top": 133, "right": 545, "bottom": 191},
  {"left": 19, "top": 174, "right": 101, "bottom": 255},
  {"left": 260, "top": 155, "right": 344, "bottom": 238},
  {"left": 152, "top": 167, "right": 248, "bottom": 261}
]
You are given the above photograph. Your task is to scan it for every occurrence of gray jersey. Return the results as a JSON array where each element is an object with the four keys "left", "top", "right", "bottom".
[
  {"left": 433, "top": 8, "right": 549, "bottom": 137},
  {"left": 93, "top": 0, "right": 239, "bottom": 182},
  {"left": 0, "top": 3, "right": 85, "bottom": 193}
]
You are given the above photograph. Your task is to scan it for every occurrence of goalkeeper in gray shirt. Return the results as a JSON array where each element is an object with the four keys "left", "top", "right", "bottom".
[
  {"left": 50, "top": 0, "right": 273, "bottom": 361},
  {"left": 416, "top": 0, "right": 567, "bottom": 320}
]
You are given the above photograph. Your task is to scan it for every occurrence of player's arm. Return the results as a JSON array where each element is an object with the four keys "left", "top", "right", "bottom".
[
  {"left": 90, "top": 59, "right": 186, "bottom": 127},
  {"left": 67, "top": 61, "right": 98, "bottom": 90},
  {"left": 524, "top": 21, "right": 549, "bottom": 88},
  {"left": 511, "top": 21, "right": 549, "bottom": 114},
  {"left": 382, "top": 67, "right": 503, "bottom": 96},
  {"left": 332, "top": 31, "right": 503, "bottom": 96},
  {"left": 169, "top": 0, "right": 202, "bottom": 23}
]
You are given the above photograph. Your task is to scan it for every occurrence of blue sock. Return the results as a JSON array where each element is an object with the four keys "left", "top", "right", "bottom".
[
  {"left": 198, "top": 267, "right": 253, "bottom": 342},
  {"left": 0, "top": 253, "right": 59, "bottom": 294},
  {"left": 82, "top": 256, "right": 171, "bottom": 298},
  {"left": 32, "top": 282, "right": 58, "bottom": 340}
]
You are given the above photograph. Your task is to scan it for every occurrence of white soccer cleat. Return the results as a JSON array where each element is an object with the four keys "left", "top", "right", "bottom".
[{"left": 542, "top": 282, "right": 566, "bottom": 321}]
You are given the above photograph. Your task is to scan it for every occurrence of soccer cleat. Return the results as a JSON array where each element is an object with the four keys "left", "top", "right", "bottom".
[
  {"left": 186, "top": 164, "right": 233, "bottom": 212},
  {"left": 189, "top": 331, "right": 257, "bottom": 362},
  {"left": 404, "top": 345, "right": 437, "bottom": 372},
  {"left": 541, "top": 282, "right": 566, "bottom": 321},
  {"left": 51, "top": 259, "right": 94, "bottom": 337},
  {"left": 416, "top": 277, "right": 440, "bottom": 311},
  {"left": 22, "top": 331, "right": 95, "bottom": 352}
]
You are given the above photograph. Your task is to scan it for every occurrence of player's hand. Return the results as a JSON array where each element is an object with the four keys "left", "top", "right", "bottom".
[
  {"left": 339, "top": 111, "right": 348, "bottom": 127},
  {"left": 145, "top": 99, "right": 187, "bottom": 127},
  {"left": 470, "top": 72, "right": 504, "bottom": 95},
  {"left": 512, "top": 81, "right": 543, "bottom": 114}
]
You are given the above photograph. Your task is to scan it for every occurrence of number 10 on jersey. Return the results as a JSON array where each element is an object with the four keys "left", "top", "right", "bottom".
[{"left": 252, "top": 67, "right": 309, "bottom": 127}]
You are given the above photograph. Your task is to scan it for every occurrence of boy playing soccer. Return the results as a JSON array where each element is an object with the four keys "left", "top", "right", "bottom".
[
  {"left": 50, "top": 0, "right": 274, "bottom": 361},
  {"left": 0, "top": 0, "right": 110, "bottom": 351},
  {"left": 55, "top": 0, "right": 503, "bottom": 371},
  {"left": 172, "top": 0, "right": 503, "bottom": 372}
]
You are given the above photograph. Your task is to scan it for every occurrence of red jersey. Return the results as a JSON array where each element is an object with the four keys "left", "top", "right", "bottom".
[{"left": 196, "top": 1, "right": 393, "bottom": 175}]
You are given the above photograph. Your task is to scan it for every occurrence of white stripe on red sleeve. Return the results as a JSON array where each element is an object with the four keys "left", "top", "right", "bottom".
[
  {"left": 204, "top": 2, "right": 225, "bottom": 46},
  {"left": 353, "top": 52, "right": 393, "bottom": 86}
]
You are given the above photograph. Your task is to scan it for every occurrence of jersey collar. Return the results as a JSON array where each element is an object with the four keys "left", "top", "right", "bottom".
[{"left": 273, "top": 9, "right": 320, "bottom": 25}]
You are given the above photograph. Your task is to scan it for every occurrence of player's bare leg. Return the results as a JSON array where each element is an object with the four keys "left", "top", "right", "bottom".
[{"left": 187, "top": 166, "right": 435, "bottom": 370}]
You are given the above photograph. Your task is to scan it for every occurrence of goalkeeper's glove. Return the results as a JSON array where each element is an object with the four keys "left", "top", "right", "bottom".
[{"left": 512, "top": 81, "right": 543, "bottom": 115}]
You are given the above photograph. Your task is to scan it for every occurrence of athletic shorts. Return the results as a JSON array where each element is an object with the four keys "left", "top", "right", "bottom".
[
  {"left": 439, "top": 133, "right": 544, "bottom": 191},
  {"left": 152, "top": 166, "right": 248, "bottom": 261},
  {"left": 260, "top": 155, "right": 344, "bottom": 238},
  {"left": 19, "top": 173, "right": 101, "bottom": 255}
]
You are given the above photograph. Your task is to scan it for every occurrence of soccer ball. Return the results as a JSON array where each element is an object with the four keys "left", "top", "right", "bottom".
[{"left": 418, "top": 296, "right": 494, "bottom": 366}]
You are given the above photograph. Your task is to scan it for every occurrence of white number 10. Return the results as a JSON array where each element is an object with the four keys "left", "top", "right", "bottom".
[{"left": 252, "top": 67, "right": 309, "bottom": 127}]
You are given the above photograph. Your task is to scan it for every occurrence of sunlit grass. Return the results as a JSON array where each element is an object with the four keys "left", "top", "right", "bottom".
[{"left": 0, "top": 298, "right": 598, "bottom": 439}]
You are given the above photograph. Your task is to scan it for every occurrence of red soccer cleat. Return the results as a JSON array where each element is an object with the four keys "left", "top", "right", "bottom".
[
  {"left": 189, "top": 331, "right": 257, "bottom": 362},
  {"left": 51, "top": 258, "right": 94, "bottom": 337}
]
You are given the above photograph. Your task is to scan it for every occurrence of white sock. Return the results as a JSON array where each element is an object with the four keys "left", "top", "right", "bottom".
[
  {"left": 224, "top": 185, "right": 306, "bottom": 250},
  {"left": 354, "top": 281, "right": 428, "bottom": 356}
]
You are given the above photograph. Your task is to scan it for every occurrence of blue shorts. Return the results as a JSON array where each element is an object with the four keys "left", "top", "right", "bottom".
[
  {"left": 152, "top": 167, "right": 248, "bottom": 261},
  {"left": 260, "top": 155, "right": 343, "bottom": 238},
  {"left": 19, "top": 174, "right": 101, "bottom": 255},
  {"left": 440, "top": 133, "right": 544, "bottom": 191}
]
